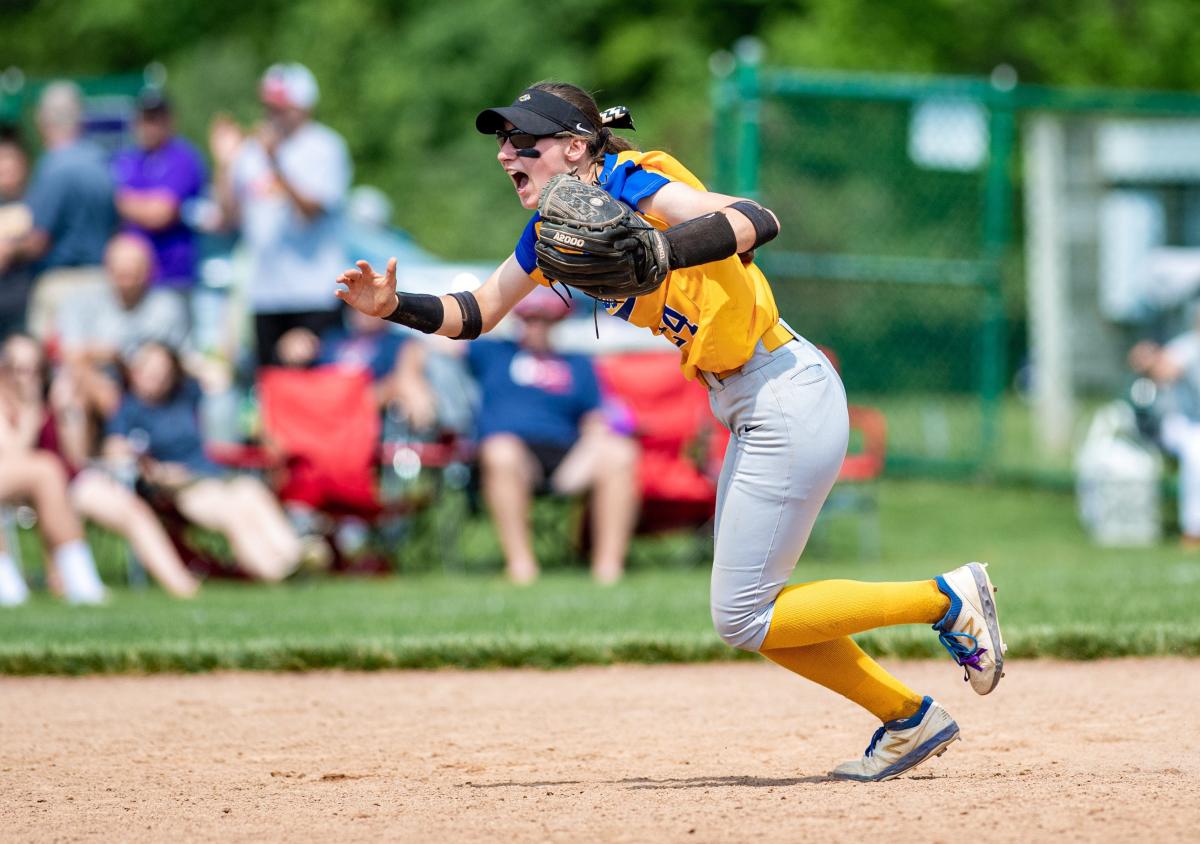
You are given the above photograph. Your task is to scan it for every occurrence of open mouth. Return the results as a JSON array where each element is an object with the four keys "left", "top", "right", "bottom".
[{"left": 510, "top": 171, "right": 530, "bottom": 192}]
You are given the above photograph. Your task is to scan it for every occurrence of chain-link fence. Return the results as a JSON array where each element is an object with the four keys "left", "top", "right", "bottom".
[
  {"left": 712, "top": 45, "right": 1200, "bottom": 482},
  {"left": 713, "top": 48, "right": 1010, "bottom": 477}
]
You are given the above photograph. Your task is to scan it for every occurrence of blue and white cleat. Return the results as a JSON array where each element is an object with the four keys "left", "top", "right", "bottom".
[
  {"left": 829, "top": 696, "right": 960, "bottom": 782},
  {"left": 934, "top": 561, "right": 1006, "bottom": 694}
]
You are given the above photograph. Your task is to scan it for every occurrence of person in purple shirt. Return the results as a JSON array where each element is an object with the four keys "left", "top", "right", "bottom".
[{"left": 111, "top": 91, "right": 206, "bottom": 290}]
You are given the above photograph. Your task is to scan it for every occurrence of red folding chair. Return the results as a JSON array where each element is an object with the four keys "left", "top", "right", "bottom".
[
  {"left": 209, "top": 366, "right": 470, "bottom": 572},
  {"left": 257, "top": 366, "right": 382, "bottom": 516},
  {"left": 593, "top": 352, "right": 728, "bottom": 561}
]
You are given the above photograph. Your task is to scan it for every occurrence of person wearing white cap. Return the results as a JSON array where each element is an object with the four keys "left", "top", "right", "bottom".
[{"left": 208, "top": 63, "right": 351, "bottom": 366}]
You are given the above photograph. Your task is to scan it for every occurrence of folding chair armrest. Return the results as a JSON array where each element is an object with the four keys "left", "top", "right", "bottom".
[{"left": 206, "top": 441, "right": 280, "bottom": 471}]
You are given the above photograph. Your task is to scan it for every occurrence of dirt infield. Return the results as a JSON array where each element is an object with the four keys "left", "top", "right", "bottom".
[{"left": 2, "top": 659, "right": 1197, "bottom": 843}]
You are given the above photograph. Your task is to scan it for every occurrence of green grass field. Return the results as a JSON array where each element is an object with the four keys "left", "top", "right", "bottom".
[{"left": 1, "top": 479, "right": 1197, "bottom": 674}]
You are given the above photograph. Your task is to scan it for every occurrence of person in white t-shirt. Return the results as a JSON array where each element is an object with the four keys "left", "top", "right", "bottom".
[
  {"left": 55, "top": 232, "right": 191, "bottom": 421},
  {"left": 209, "top": 63, "right": 351, "bottom": 366}
]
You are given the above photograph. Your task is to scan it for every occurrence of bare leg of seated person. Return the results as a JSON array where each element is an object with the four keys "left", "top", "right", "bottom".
[
  {"left": 0, "top": 451, "right": 106, "bottom": 604},
  {"left": 227, "top": 475, "right": 306, "bottom": 567},
  {"left": 551, "top": 430, "right": 640, "bottom": 584},
  {"left": 175, "top": 477, "right": 296, "bottom": 582},
  {"left": 69, "top": 469, "right": 200, "bottom": 598},
  {"left": 479, "top": 433, "right": 540, "bottom": 584}
]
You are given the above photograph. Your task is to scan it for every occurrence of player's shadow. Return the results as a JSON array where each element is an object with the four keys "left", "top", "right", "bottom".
[
  {"left": 462, "top": 775, "right": 835, "bottom": 790},
  {"left": 619, "top": 775, "right": 835, "bottom": 789},
  {"left": 464, "top": 780, "right": 584, "bottom": 789}
]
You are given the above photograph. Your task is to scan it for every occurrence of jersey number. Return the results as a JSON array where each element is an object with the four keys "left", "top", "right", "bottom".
[{"left": 661, "top": 306, "right": 698, "bottom": 348}]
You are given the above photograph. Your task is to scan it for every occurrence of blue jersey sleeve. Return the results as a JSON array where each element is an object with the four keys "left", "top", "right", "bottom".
[
  {"left": 514, "top": 213, "right": 540, "bottom": 275},
  {"left": 600, "top": 155, "right": 671, "bottom": 210}
]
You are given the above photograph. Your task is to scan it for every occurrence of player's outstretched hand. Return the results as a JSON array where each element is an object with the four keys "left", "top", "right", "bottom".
[{"left": 336, "top": 258, "right": 399, "bottom": 318}]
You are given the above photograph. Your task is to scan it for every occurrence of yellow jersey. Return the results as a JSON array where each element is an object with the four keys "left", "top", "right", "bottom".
[{"left": 513, "top": 150, "right": 781, "bottom": 380}]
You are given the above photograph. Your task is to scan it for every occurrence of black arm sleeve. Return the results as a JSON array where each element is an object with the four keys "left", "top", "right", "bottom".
[
  {"left": 662, "top": 212, "right": 738, "bottom": 270},
  {"left": 727, "top": 200, "right": 779, "bottom": 249},
  {"left": 660, "top": 201, "right": 779, "bottom": 270},
  {"left": 383, "top": 292, "right": 444, "bottom": 334},
  {"left": 449, "top": 290, "right": 483, "bottom": 340}
]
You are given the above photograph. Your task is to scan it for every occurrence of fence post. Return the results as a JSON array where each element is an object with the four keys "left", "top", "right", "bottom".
[
  {"left": 980, "top": 72, "right": 1016, "bottom": 470},
  {"left": 732, "top": 37, "right": 763, "bottom": 199},
  {"left": 1023, "top": 115, "right": 1074, "bottom": 457},
  {"left": 709, "top": 50, "right": 737, "bottom": 194}
]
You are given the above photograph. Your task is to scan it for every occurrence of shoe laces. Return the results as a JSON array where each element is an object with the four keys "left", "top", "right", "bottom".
[
  {"left": 937, "top": 629, "right": 988, "bottom": 682},
  {"left": 864, "top": 724, "right": 889, "bottom": 757}
]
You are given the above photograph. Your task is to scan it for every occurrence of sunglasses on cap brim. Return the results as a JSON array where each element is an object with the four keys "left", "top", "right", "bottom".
[{"left": 495, "top": 127, "right": 572, "bottom": 150}]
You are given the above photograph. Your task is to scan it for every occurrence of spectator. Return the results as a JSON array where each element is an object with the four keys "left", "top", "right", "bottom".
[
  {"left": 0, "top": 126, "right": 35, "bottom": 338},
  {"left": 56, "top": 232, "right": 191, "bottom": 421},
  {"left": 1130, "top": 317, "right": 1200, "bottom": 547},
  {"left": 400, "top": 287, "right": 639, "bottom": 584},
  {"left": 112, "top": 90, "right": 207, "bottom": 291},
  {"left": 209, "top": 63, "right": 350, "bottom": 366},
  {"left": 1, "top": 333, "right": 199, "bottom": 597},
  {"left": 0, "top": 348, "right": 106, "bottom": 605},
  {"left": 59, "top": 233, "right": 190, "bottom": 363},
  {"left": 103, "top": 341, "right": 325, "bottom": 581},
  {"left": 275, "top": 305, "right": 408, "bottom": 407},
  {"left": 13, "top": 82, "right": 117, "bottom": 339}
]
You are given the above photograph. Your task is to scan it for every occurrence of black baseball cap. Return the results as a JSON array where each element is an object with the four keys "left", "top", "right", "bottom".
[
  {"left": 136, "top": 89, "right": 171, "bottom": 117},
  {"left": 475, "top": 88, "right": 596, "bottom": 137}
]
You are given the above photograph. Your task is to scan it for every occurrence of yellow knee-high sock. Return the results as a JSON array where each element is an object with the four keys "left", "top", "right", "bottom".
[
  {"left": 760, "top": 578, "right": 949, "bottom": 651},
  {"left": 763, "top": 637, "right": 923, "bottom": 723}
]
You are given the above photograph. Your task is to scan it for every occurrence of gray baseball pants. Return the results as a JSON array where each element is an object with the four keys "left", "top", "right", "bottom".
[{"left": 700, "top": 325, "right": 850, "bottom": 651}]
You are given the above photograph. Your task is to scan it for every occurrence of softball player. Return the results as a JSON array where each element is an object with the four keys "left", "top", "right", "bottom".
[{"left": 336, "top": 81, "right": 1006, "bottom": 781}]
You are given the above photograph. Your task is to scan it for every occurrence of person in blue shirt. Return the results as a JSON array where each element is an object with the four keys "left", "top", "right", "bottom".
[
  {"left": 400, "top": 286, "right": 638, "bottom": 584},
  {"left": 5, "top": 83, "right": 117, "bottom": 339},
  {"left": 104, "top": 341, "right": 321, "bottom": 581}
]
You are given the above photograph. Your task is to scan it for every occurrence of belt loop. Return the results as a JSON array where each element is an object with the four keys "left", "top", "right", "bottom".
[{"left": 699, "top": 369, "right": 724, "bottom": 391}]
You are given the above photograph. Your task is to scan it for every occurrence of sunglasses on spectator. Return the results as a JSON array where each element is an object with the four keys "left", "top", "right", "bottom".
[{"left": 495, "top": 128, "right": 569, "bottom": 150}]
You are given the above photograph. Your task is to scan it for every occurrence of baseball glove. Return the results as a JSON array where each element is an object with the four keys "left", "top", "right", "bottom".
[{"left": 534, "top": 174, "right": 671, "bottom": 300}]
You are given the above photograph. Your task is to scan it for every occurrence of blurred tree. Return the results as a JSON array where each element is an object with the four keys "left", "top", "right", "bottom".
[{"left": 4, "top": 0, "right": 1200, "bottom": 257}]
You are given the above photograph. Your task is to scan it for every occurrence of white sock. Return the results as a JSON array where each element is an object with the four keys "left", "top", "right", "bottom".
[
  {"left": 54, "top": 540, "right": 106, "bottom": 605},
  {"left": 0, "top": 553, "right": 29, "bottom": 607}
]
